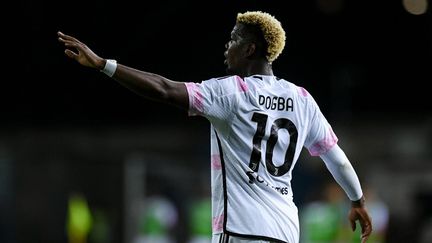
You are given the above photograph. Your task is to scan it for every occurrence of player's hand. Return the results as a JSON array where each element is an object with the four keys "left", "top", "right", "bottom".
[
  {"left": 57, "top": 31, "right": 105, "bottom": 70},
  {"left": 349, "top": 196, "right": 372, "bottom": 243}
]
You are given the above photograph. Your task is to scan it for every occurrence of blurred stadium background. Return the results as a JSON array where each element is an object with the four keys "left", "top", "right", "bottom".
[{"left": 2, "top": 0, "right": 431, "bottom": 242}]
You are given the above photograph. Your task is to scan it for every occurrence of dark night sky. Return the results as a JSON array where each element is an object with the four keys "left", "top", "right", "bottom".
[{"left": 7, "top": 0, "right": 432, "bottom": 127}]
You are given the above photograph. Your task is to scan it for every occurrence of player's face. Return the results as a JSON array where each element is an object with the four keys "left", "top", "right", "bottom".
[{"left": 224, "top": 24, "right": 250, "bottom": 75}]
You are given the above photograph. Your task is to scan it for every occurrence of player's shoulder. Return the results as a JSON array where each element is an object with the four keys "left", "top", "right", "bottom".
[
  {"left": 199, "top": 75, "right": 244, "bottom": 96},
  {"left": 203, "top": 75, "right": 243, "bottom": 88},
  {"left": 202, "top": 75, "right": 236, "bottom": 84},
  {"left": 273, "top": 77, "right": 319, "bottom": 109},
  {"left": 280, "top": 79, "right": 313, "bottom": 100},
  {"left": 214, "top": 75, "right": 234, "bottom": 81},
  {"left": 267, "top": 76, "right": 313, "bottom": 97}
]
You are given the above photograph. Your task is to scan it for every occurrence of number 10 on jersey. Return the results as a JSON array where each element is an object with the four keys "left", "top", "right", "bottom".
[{"left": 249, "top": 112, "right": 298, "bottom": 177}]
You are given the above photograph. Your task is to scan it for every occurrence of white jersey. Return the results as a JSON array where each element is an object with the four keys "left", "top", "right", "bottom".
[{"left": 184, "top": 75, "right": 338, "bottom": 243}]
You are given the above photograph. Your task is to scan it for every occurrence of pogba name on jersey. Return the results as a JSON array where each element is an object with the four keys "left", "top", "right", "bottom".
[{"left": 258, "top": 95, "right": 294, "bottom": 111}]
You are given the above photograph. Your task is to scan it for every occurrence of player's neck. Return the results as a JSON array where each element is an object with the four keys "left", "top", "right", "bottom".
[{"left": 243, "top": 61, "right": 273, "bottom": 78}]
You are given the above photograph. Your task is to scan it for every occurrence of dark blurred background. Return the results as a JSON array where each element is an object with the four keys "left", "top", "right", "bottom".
[{"left": 2, "top": 0, "right": 431, "bottom": 243}]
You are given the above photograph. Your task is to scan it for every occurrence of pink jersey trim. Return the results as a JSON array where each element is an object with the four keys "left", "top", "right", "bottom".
[
  {"left": 236, "top": 75, "right": 248, "bottom": 92},
  {"left": 298, "top": 86, "right": 309, "bottom": 97},
  {"left": 184, "top": 82, "right": 203, "bottom": 116},
  {"left": 308, "top": 127, "right": 338, "bottom": 156},
  {"left": 211, "top": 154, "right": 222, "bottom": 170},
  {"left": 212, "top": 213, "right": 224, "bottom": 232}
]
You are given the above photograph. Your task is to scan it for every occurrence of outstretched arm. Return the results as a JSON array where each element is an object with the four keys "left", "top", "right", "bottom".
[
  {"left": 319, "top": 144, "right": 372, "bottom": 243},
  {"left": 57, "top": 31, "right": 188, "bottom": 110}
]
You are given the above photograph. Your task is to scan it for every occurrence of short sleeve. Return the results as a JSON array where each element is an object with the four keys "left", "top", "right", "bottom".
[
  {"left": 184, "top": 82, "right": 206, "bottom": 116},
  {"left": 304, "top": 98, "right": 339, "bottom": 156},
  {"left": 184, "top": 76, "right": 242, "bottom": 122}
]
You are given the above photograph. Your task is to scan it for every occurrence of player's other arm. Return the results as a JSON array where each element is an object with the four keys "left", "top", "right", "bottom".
[
  {"left": 319, "top": 144, "right": 372, "bottom": 243},
  {"left": 57, "top": 31, "right": 188, "bottom": 110}
]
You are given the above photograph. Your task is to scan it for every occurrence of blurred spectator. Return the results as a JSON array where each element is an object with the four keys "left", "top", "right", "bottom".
[
  {"left": 66, "top": 192, "right": 93, "bottom": 243},
  {"left": 300, "top": 182, "right": 390, "bottom": 243},
  {"left": 300, "top": 181, "right": 347, "bottom": 243},
  {"left": 133, "top": 195, "right": 178, "bottom": 243},
  {"left": 89, "top": 208, "right": 112, "bottom": 243},
  {"left": 188, "top": 196, "right": 212, "bottom": 243}
]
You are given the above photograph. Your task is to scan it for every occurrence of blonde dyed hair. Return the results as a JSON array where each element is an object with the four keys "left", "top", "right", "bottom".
[{"left": 236, "top": 11, "right": 286, "bottom": 62}]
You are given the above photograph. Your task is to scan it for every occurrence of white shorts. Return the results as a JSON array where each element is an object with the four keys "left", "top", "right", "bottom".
[{"left": 212, "top": 233, "right": 279, "bottom": 243}]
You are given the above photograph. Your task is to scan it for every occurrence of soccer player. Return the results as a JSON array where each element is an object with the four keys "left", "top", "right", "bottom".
[{"left": 58, "top": 11, "right": 372, "bottom": 243}]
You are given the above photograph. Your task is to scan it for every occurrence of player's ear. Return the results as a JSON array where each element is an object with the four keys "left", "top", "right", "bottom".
[{"left": 245, "top": 43, "right": 257, "bottom": 58}]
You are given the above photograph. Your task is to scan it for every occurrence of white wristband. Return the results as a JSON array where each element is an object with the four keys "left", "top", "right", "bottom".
[{"left": 101, "top": 59, "right": 117, "bottom": 77}]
